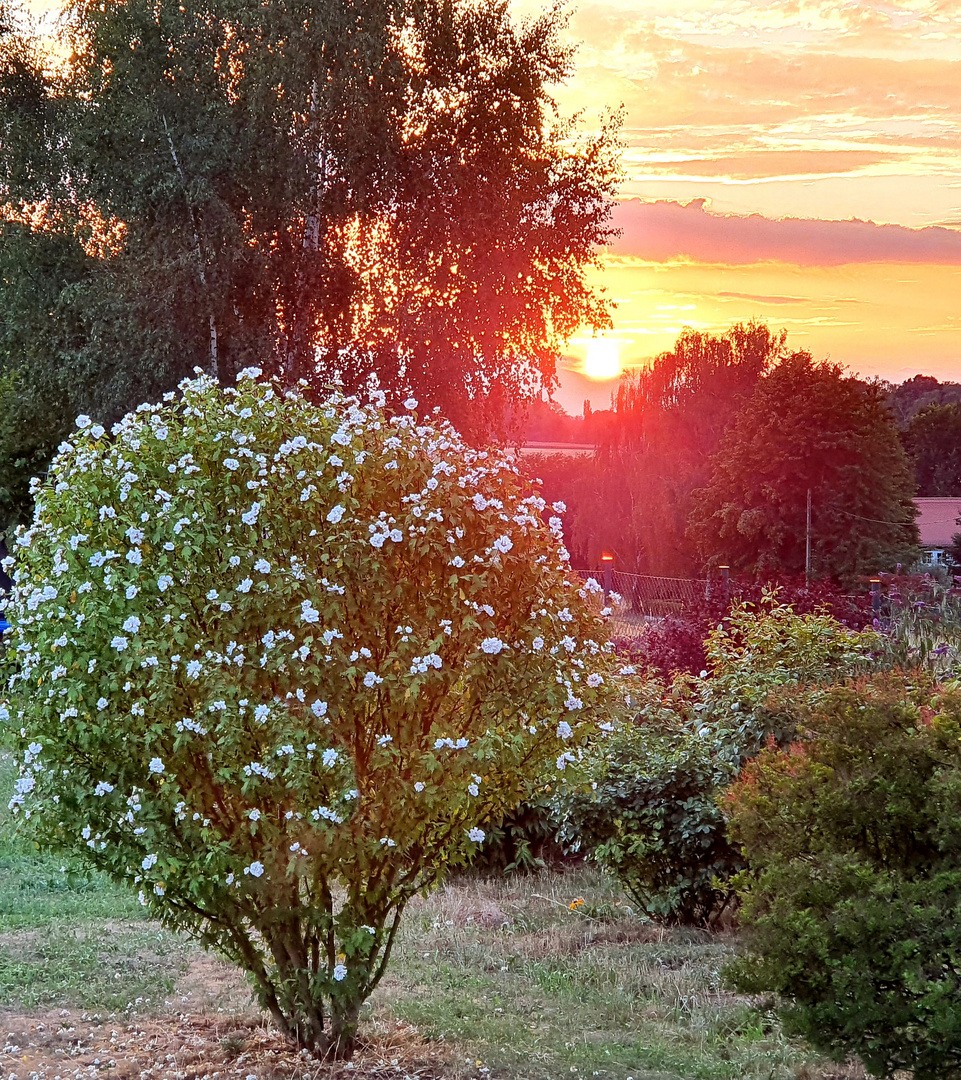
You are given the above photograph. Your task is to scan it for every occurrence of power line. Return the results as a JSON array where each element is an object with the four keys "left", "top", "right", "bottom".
[{"left": 836, "top": 508, "right": 926, "bottom": 527}]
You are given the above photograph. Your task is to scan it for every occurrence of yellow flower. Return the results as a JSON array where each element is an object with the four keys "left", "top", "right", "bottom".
[{"left": 568, "top": 897, "right": 584, "bottom": 911}]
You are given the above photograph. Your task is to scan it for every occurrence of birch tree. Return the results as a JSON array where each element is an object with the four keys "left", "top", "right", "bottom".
[{"left": 0, "top": 0, "right": 619, "bottom": 453}]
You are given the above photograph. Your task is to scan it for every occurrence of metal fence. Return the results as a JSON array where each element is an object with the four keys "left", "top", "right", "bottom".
[{"left": 574, "top": 568, "right": 708, "bottom": 637}]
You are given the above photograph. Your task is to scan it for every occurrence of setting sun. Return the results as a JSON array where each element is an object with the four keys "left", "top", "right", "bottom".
[{"left": 584, "top": 338, "right": 621, "bottom": 380}]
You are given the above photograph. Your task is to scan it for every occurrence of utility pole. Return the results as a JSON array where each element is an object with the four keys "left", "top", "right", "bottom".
[{"left": 805, "top": 487, "right": 812, "bottom": 585}]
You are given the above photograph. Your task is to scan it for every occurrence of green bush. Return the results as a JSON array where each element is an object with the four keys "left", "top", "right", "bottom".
[
  {"left": 559, "top": 713, "right": 742, "bottom": 925},
  {"left": 1, "top": 370, "right": 628, "bottom": 1058},
  {"left": 724, "top": 677, "right": 961, "bottom": 1080},
  {"left": 561, "top": 599, "right": 879, "bottom": 925}
]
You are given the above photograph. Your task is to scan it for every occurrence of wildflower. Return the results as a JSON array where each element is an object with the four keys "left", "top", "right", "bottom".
[
  {"left": 301, "top": 600, "right": 320, "bottom": 624},
  {"left": 111, "top": 636, "right": 129, "bottom": 651},
  {"left": 467, "top": 827, "right": 486, "bottom": 843},
  {"left": 148, "top": 758, "right": 165, "bottom": 774},
  {"left": 122, "top": 615, "right": 141, "bottom": 634},
  {"left": 326, "top": 505, "right": 346, "bottom": 524},
  {"left": 481, "top": 637, "right": 504, "bottom": 655},
  {"left": 333, "top": 964, "right": 348, "bottom": 981},
  {"left": 244, "top": 861, "right": 265, "bottom": 878},
  {"left": 311, "top": 700, "right": 328, "bottom": 718},
  {"left": 492, "top": 535, "right": 513, "bottom": 554}
]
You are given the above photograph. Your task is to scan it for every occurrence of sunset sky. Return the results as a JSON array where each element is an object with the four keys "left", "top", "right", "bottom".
[{"left": 507, "top": 0, "right": 961, "bottom": 413}]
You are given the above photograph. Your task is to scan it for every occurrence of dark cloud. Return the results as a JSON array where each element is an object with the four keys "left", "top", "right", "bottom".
[{"left": 611, "top": 199, "right": 961, "bottom": 266}]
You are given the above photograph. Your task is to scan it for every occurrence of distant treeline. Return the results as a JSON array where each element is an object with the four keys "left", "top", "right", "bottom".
[
  {"left": 520, "top": 322, "right": 930, "bottom": 583},
  {"left": 524, "top": 370, "right": 961, "bottom": 502}
]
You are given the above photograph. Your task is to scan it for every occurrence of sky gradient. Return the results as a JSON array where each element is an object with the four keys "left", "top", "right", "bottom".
[{"left": 509, "top": 0, "right": 961, "bottom": 412}]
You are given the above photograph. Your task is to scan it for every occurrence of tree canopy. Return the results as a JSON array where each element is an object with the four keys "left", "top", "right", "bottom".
[
  {"left": 689, "top": 355, "right": 919, "bottom": 581},
  {"left": 524, "top": 322, "right": 798, "bottom": 575},
  {"left": 904, "top": 402, "right": 961, "bottom": 498},
  {"left": 0, "top": 0, "right": 619, "bottom": 530}
]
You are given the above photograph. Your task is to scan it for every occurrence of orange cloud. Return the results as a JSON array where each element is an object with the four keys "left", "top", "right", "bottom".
[{"left": 610, "top": 198, "right": 961, "bottom": 266}]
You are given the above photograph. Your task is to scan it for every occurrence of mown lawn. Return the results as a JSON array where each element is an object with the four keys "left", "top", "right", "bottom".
[{"left": 0, "top": 748, "right": 863, "bottom": 1079}]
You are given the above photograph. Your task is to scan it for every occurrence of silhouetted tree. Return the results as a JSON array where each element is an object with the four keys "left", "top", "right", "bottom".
[
  {"left": 0, "top": 0, "right": 619, "bottom": 530},
  {"left": 601, "top": 322, "right": 801, "bottom": 575},
  {"left": 689, "top": 356, "right": 919, "bottom": 581},
  {"left": 517, "top": 322, "right": 802, "bottom": 576},
  {"left": 904, "top": 403, "right": 961, "bottom": 497},
  {"left": 885, "top": 374, "right": 961, "bottom": 428}
]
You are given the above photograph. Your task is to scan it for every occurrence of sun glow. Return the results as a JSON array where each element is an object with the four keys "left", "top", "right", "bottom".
[{"left": 584, "top": 338, "right": 621, "bottom": 380}]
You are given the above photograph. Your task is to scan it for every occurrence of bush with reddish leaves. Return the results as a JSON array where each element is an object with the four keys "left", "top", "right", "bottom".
[{"left": 618, "top": 576, "right": 875, "bottom": 679}]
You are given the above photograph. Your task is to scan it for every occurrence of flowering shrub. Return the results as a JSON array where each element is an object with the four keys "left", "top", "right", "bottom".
[{"left": 1, "top": 371, "right": 627, "bottom": 1058}]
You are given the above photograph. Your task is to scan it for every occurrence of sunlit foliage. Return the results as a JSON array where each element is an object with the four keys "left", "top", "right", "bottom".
[{"left": 0, "top": 0, "right": 619, "bottom": 473}]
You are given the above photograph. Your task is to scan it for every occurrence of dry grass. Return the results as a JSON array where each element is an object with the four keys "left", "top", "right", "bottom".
[{"left": 0, "top": 869, "right": 872, "bottom": 1079}]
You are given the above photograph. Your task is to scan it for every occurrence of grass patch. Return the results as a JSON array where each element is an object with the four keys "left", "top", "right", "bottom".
[
  {"left": 0, "top": 747, "right": 862, "bottom": 1078},
  {"left": 0, "top": 749, "right": 195, "bottom": 1012},
  {"left": 379, "top": 872, "right": 855, "bottom": 1080}
]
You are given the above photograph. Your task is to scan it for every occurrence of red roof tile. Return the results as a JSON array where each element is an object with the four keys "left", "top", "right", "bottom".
[{"left": 915, "top": 498, "right": 961, "bottom": 547}]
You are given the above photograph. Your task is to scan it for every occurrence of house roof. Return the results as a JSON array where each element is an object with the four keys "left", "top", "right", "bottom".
[{"left": 915, "top": 498, "right": 961, "bottom": 547}]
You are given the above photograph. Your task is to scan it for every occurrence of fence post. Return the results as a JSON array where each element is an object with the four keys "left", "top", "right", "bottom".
[
  {"left": 870, "top": 577, "right": 881, "bottom": 617},
  {"left": 601, "top": 552, "right": 614, "bottom": 600},
  {"left": 720, "top": 564, "right": 730, "bottom": 601}
]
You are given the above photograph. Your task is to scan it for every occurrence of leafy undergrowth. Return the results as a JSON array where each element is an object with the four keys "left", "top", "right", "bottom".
[{"left": 0, "top": 750, "right": 864, "bottom": 1079}]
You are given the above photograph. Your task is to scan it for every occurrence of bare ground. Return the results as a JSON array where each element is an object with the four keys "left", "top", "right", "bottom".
[{"left": 0, "top": 1008, "right": 448, "bottom": 1080}]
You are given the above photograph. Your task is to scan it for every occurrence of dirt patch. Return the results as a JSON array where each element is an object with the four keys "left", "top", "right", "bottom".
[
  {"left": 172, "top": 953, "right": 255, "bottom": 1016},
  {"left": 0, "top": 1009, "right": 451, "bottom": 1079}
]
